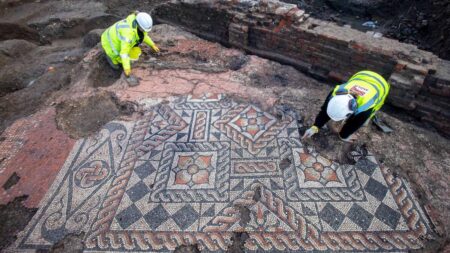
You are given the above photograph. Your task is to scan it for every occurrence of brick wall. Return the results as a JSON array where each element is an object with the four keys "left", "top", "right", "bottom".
[{"left": 154, "top": 0, "right": 450, "bottom": 135}]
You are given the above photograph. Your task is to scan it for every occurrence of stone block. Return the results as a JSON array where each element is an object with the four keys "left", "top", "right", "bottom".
[
  {"left": 389, "top": 73, "right": 422, "bottom": 92},
  {"left": 274, "top": 6, "right": 292, "bottom": 16},
  {"left": 293, "top": 9, "right": 305, "bottom": 19},
  {"left": 388, "top": 89, "right": 416, "bottom": 110},
  {"left": 428, "top": 81, "right": 450, "bottom": 97},
  {"left": 229, "top": 23, "right": 249, "bottom": 46},
  {"left": 415, "top": 102, "right": 442, "bottom": 116},
  {"left": 422, "top": 114, "right": 450, "bottom": 133}
]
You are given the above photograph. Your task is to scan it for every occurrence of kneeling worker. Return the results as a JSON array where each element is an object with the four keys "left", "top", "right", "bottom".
[
  {"left": 303, "top": 70, "right": 390, "bottom": 142},
  {"left": 101, "top": 11, "right": 160, "bottom": 77}
]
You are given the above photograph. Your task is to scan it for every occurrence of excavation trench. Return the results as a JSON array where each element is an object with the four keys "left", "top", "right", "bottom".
[
  {"left": 282, "top": 0, "right": 450, "bottom": 61},
  {"left": 0, "top": 0, "right": 449, "bottom": 252},
  {"left": 152, "top": 0, "right": 450, "bottom": 137}
]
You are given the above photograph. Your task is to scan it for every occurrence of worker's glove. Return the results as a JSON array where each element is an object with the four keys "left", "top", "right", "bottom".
[
  {"left": 124, "top": 68, "right": 131, "bottom": 77},
  {"left": 302, "top": 126, "right": 319, "bottom": 139},
  {"left": 152, "top": 45, "right": 160, "bottom": 53}
]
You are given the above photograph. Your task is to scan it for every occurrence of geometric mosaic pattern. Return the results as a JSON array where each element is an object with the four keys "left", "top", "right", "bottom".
[{"left": 14, "top": 94, "right": 432, "bottom": 252}]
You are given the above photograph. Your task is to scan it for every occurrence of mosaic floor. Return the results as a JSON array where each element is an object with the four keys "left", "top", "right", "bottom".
[{"left": 15, "top": 94, "right": 432, "bottom": 252}]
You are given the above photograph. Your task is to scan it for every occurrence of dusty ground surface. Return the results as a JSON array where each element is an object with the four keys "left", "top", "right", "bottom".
[
  {"left": 0, "top": 0, "right": 449, "bottom": 252},
  {"left": 284, "top": 0, "right": 450, "bottom": 60}
]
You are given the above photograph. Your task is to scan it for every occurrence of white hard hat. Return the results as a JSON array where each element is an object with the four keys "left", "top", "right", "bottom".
[
  {"left": 326, "top": 94, "right": 356, "bottom": 121},
  {"left": 136, "top": 12, "right": 153, "bottom": 32}
]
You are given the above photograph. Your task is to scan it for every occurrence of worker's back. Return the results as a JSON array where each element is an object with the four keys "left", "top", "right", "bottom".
[{"left": 333, "top": 70, "right": 390, "bottom": 114}]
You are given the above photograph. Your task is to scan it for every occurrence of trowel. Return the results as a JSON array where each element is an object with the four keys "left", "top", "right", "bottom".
[
  {"left": 372, "top": 115, "right": 393, "bottom": 133},
  {"left": 126, "top": 75, "right": 140, "bottom": 87}
]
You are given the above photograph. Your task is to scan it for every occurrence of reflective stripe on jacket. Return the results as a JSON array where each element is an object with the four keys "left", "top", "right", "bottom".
[
  {"left": 332, "top": 71, "right": 390, "bottom": 116},
  {"left": 101, "top": 13, "right": 157, "bottom": 71}
]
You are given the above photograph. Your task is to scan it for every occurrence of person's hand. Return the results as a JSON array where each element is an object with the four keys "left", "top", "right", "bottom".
[
  {"left": 124, "top": 68, "right": 131, "bottom": 77},
  {"left": 152, "top": 46, "right": 160, "bottom": 53},
  {"left": 302, "top": 126, "right": 319, "bottom": 139}
]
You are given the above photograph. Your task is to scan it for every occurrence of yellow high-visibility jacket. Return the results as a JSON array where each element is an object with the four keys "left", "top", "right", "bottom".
[
  {"left": 101, "top": 13, "right": 157, "bottom": 72},
  {"left": 332, "top": 70, "right": 390, "bottom": 118}
]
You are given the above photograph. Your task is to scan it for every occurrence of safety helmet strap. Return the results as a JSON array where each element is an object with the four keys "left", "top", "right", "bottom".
[{"left": 348, "top": 95, "right": 357, "bottom": 112}]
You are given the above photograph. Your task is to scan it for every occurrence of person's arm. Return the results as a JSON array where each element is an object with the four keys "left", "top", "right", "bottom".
[
  {"left": 119, "top": 34, "right": 133, "bottom": 76},
  {"left": 303, "top": 90, "right": 334, "bottom": 139},
  {"left": 339, "top": 109, "right": 373, "bottom": 140},
  {"left": 143, "top": 34, "right": 159, "bottom": 52},
  {"left": 313, "top": 90, "right": 333, "bottom": 129}
]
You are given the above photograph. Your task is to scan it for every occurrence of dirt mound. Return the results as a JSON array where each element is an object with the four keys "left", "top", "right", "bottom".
[
  {"left": 0, "top": 62, "right": 39, "bottom": 96},
  {"left": 0, "top": 64, "right": 73, "bottom": 133},
  {"left": 28, "top": 14, "right": 117, "bottom": 41},
  {"left": 0, "top": 22, "right": 46, "bottom": 44},
  {"left": 0, "top": 39, "right": 86, "bottom": 126},
  {"left": 88, "top": 55, "right": 122, "bottom": 87},
  {"left": 55, "top": 92, "right": 135, "bottom": 139},
  {"left": 82, "top": 28, "right": 103, "bottom": 48},
  {"left": 0, "top": 39, "right": 37, "bottom": 95},
  {"left": 0, "top": 39, "right": 36, "bottom": 58}
]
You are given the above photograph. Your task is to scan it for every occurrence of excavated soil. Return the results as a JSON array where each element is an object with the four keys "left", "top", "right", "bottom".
[
  {"left": 55, "top": 92, "right": 135, "bottom": 139},
  {"left": 0, "top": 196, "right": 37, "bottom": 250},
  {"left": 45, "top": 233, "right": 85, "bottom": 253},
  {"left": 227, "top": 232, "right": 250, "bottom": 253},
  {"left": 0, "top": 22, "right": 47, "bottom": 44},
  {"left": 89, "top": 55, "right": 122, "bottom": 87},
  {"left": 0, "top": 63, "right": 74, "bottom": 133},
  {"left": 284, "top": 0, "right": 450, "bottom": 60},
  {"left": 173, "top": 245, "right": 201, "bottom": 253}
]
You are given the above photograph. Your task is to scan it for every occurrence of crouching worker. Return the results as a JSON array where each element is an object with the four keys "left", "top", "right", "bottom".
[
  {"left": 101, "top": 11, "right": 160, "bottom": 83},
  {"left": 303, "top": 70, "right": 390, "bottom": 143}
]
